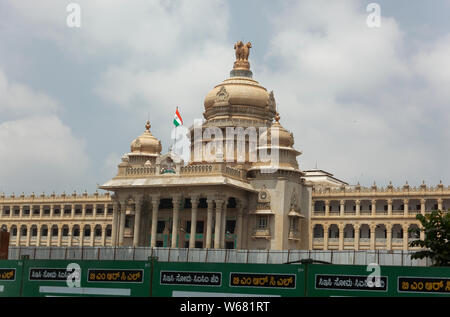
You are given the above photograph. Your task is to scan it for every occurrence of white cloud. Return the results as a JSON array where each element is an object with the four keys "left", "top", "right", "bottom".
[
  {"left": 0, "top": 70, "right": 90, "bottom": 194},
  {"left": 0, "top": 70, "right": 59, "bottom": 120},
  {"left": 258, "top": 0, "right": 449, "bottom": 186}
]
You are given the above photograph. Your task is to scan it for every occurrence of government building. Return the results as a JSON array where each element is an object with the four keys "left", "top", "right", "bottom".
[{"left": 1, "top": 42, "right": 449, "bottom": 251}]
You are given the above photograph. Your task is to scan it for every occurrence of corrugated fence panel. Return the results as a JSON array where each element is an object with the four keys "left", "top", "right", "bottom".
[{"left": 4, "top": 247, "right": 431, "bottom": 266}]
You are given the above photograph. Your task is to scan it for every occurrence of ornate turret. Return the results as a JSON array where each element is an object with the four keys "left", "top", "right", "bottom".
[{"left": 130, "top": 120, "right": 162, "bottom": 156}]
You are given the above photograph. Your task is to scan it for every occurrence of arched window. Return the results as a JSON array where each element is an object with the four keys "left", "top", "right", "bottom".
[{"left": 313, "top": 224, "right": 324, "bottom": 238}]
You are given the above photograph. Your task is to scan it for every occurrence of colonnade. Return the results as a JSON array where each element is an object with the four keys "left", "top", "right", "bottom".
[{"left": 112, "top": 194, "right": 247, "bottom": 249}]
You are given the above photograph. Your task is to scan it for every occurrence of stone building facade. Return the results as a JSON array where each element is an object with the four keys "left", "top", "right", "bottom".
[{"left": 1, "top": 43, "right": 449, "bottom": 251}]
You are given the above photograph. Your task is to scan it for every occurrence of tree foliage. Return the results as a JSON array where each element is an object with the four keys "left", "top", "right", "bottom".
[{"left": 409, "top": 210, "right": 450, "bottom": 266}]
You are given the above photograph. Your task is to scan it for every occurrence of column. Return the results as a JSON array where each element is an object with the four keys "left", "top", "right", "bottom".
[
  {"left": 403, "top": 224, "right": 409, "bottom": 250},
  {"left": 220, "top": 200, "right": 228, "bottom": 248},
  {"left": 111, "top": 202, "right": 119, "bottom": 246},
  {"left": 387, "top": 199, "right": 393, "bottom": 216},
  {"left": 82, "top": 204, "right": 86, "bottom": 218},
  {"left": 214, "top": 200, "right": 223, "bottom": 249},
  {"left": 68, "top": 225, "right": 73, "bottom": 247},
  {"left": 133, "top": 197, "right": 143, "bottom": 247},
  {"left": 323, "top": 224, "right": 329, "bottom": 251},
  {"left": 71, "top": 204, "right": 75, "bottom": 219},
  {"left": 93, "top": 203, "right": 97, "bottom": 218},
  {"left": 171, "top": 195, "right": 181, "bottom": 248},
  {"left": 354, "top": 225, "right": 360, "bottom": 251},
  {"left": 36, "top": 225, "right": 41, "bottom": 247},
  {"left": 16, "top": 225, "right": 21, "bottom": 246},
  {"left": 50, "top": 205, "right": 54, "bottom": 218},
  {"left": 57, "top": 225, "right": 63, "bottom": 246},
  {"left": 386, "top": 224, "right": 392, "bottom": 250},
  {"left": 340, "top": 200, "right": 345, "bottom": 216},
  {"left": 437, "top": 198, "right": 443, "bottom": 211},
  {"left": 236, "top": 202, "right": 244, "bottom": 250},
  {"left": 369, "top": 224, "right": 376, "bottom": 250},
  {"left": 101, "top": 225, "right": 107, "bottom": 246},
  {"left": 371, "top": 199, "right": 376, "bottom": 216},
  {"left": 189, "top": 196, "right": 199, "bottom": 249},
  {"left": 420, "top": 199, "right": 426, "bottom": 216},
  {"left": 355, "top": 200, "right": 360, "bottom": 216},
  {"left": 325, "top": 200, "right": 330, "bottom": 216},
  {"left": 90, "top": 224, "right": 95, "bottom": 247},
  {"left": 403, "top": 199, "right": 409, "bottom": 217},
  {"left": 39, "top": 205, "right": 43, "bottom": 219},
  {"left": 118, "top": 202, "right": 126, "bottom": 246},
  {"left": 338, "top": 223, "right": 344, "bottom": 250},
  {"left": 26, "top": 225, "right": 31, "bottom": 246},
  {"left": 205, "top": 199, "right": 214, "bottom": 249},
  {"left": 60, "top": 204, "right": 64, "bottom": 218},
  {"left": 19, "top": 205, "right": 23, "bottom": 218},
  {"left": 150, "top": 197, "right": 160, "bottom": 248},
  {"left": 47, "top": 224, "right": 52, "bottom": 246},
  {"left": 104, "top": 203, "right": 108, "bottom": 217},
  {"left": 311, "top": 200, "right": 315, "bottom": 215}
]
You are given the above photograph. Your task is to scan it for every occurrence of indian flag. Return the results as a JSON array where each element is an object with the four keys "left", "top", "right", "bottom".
[{"left": 173, "top": 107, "right": 183, "bottom": 127}]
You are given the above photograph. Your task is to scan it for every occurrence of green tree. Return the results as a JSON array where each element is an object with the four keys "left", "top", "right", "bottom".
[{"left": 409, "top": 210, "right": 450, "bottom": 266}]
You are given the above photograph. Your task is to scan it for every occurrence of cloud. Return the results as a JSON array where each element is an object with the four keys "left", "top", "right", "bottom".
[
  {"left": 258, "top": 0, "right": 449, "bottom": 186},
  {"left": 0, "top": 70, "right": 59, "bottom": 120},
  {"left": 0, "top": 70, "right": 90, "bottom": 194}
]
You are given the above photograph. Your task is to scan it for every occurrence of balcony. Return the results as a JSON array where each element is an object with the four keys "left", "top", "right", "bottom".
[
  {"left": 313, "top": 211, "right": 325, "bottom": 216},
  {"left": 251, "top": 228, "right": 270, "bottom": 239},
  {"left": 288, "top": 230, "right": 300, "bottom": 241}
]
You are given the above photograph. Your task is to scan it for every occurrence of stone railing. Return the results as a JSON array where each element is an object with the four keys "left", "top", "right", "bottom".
[
  {"left": 312, "top": 183, "right": 449, "bottom": 195},
  {"left": 0, "top": 191, "right": 112, "bottom": 204},
  {"left": 125, "top": 166, "right": 156, "bottom": 176},
  {"left": 181, "top": 163, "right": 246, "bottom": 181}
]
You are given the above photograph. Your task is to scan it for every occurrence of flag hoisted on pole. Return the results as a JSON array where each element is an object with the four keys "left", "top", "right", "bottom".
[{"left": 173, "top": 107, "right": 183, "bottom": 127}]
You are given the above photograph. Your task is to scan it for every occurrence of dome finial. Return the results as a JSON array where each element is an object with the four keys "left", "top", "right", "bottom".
[
  {"left": 275, "top": 112, "right": 280, "bottom": 123},
  {"left": 145, "top": 120, "right": 151, "bottom": 132}
]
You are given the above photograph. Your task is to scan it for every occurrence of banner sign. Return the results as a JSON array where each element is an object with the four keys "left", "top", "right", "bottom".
[
  {"left": 398, "top": 277, "right": 450, "bottom": 294},
  {"left": 230, "top": 273, "right": 296, "bottom": 289},
  {"left": 0, "top": 268, "right": 15, "bottom": 281},
  {"left": 160, "top": 271, "right": 222, "bottom": 287},
  {"left": 315, "top": 274, "right": 388, "bottom": 292},
  {"left": 88, "top": 269, "right": 144, "bottom": 283},
  {"left": 29, "top": 268, "right": 70, "bottom": 281}
]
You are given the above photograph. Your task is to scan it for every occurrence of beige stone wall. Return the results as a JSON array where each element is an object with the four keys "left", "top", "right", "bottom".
[
  {"left": 310, "top": 184, "right": 450, "bottom": 251},
  {"left": 0, "top": 192, "right": 113, "bottom": 247}
]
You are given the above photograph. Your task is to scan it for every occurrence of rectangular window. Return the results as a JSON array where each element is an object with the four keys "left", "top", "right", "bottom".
[
  {"left": 225, "top": 241, "right": 235, "bottom": 249},
  {"left": 195, "top": 241, "right": 203, "bottom": 248},
  {"left": 257, "top": 216, "right": 268, "bottom": 229},
  {"left": 196, "top": 221, "right": 204, "bottom": 234},
  {"left": 157, "top": 221, "right": 165, "bottom": 234},
  {"left": 125, "top": 215, "right": 132, "bottom": 228},
  {"left": 226, "top": 220, "right": 236, "bottom": 234},
  {"left": 186, "top": 221, "right": 191, "bottom": 233},
  {"left": 156, "top": 241, "right": 164, "bottom": 247}
]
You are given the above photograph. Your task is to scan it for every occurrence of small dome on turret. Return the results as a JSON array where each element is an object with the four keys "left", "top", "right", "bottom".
[
  {"left": 259, "top": 113, "right": 295, "bottom": 148},
  {"left": 130, "top": 120, "right": 162, "bottom": 156}
]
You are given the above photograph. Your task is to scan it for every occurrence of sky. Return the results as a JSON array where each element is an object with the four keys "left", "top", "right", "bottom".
[{"left": 0, "top": 0, "right": 449, "bottom": 194}]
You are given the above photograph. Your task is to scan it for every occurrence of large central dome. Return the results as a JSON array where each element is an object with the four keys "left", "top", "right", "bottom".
[{"left": 202, "top": 41, "right": 276, "bottom": 125}]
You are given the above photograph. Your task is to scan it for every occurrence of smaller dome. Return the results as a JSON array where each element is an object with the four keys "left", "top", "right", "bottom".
[
  {"left": 130, "top": 121, "right": 162, "bottom": 155},
  {"left": 259, "top": 113, "right": 294, "bottom": 148}
]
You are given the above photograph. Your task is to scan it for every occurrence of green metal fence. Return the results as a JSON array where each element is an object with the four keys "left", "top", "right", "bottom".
[
  {"left": 152, "top": 261, "right": 305, "bottom": 297},
  {"left": 1, "top": 258, "right": 449, "bottom": 297}
]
